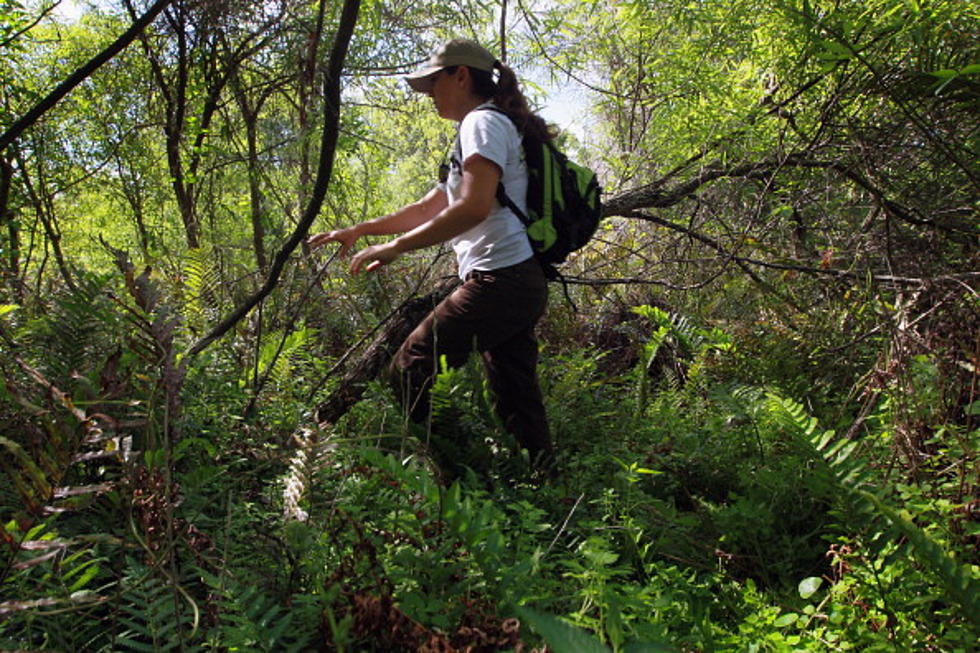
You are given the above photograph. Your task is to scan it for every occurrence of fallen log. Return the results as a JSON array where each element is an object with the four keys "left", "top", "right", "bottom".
[{"left": 314, "top": 276, "right": 460, "bottom": 424}]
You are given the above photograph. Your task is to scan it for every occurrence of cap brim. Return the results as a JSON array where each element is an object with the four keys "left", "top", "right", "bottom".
[{"left": 404, "top": 66, "right": 442, "bottom": 92}]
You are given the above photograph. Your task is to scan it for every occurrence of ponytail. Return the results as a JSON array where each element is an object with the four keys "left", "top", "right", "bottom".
[{"left": 469, "top": 62, "right": 556, "bottom": 143}]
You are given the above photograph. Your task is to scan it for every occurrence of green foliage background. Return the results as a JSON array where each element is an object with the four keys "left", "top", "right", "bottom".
[{"left": 0, "top": 0, "right": 977, "bottom": 650}]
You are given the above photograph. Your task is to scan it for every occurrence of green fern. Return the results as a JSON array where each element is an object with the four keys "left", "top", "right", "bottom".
[
  {"left": 197, "top": 567, "right": 318, "bottom": 651},
  {"left": 425, "top": 355, "right": 500, "bottom": 477},
  {"left": 858, "top": 489, "right": 980, "bottom": 628},
  {"left": 0, "top": 521, "right": 112, "bottom": 650},
  {"left": 0, "top": 286, "right": 129, "bottom": 650},
  {"left": 765, "top": 391, "right": 980, "bottom": 630},
  {"left": 256, "top": 326, "right": 316, "bottom": 389},
  {"left": 633, "top": 323, "right": 669, "bottom": 418},
  {"left": 0, "top": 436, "right": 51, "bottom": 514},
  {"left": 0, "top": 357, "right": 120, "bottom": 585},
  {"left": 181, "top": 246, "right": 222, "bottom": 328},
  {"left": 632, "top": 305, "right": 734, "bottom": 414},
  {"left": 21, "top": 272, "right": 119, "bottom": 384},
  {"left": 115, "top": 560, "right": 192, "bottom": 652}
]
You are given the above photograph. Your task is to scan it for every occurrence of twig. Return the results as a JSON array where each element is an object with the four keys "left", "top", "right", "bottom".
[
  {"left": 244, "top": 247, "right": 340, "bottom": 416},
  {"left": 305, "top": 250, "right": 449, "bottom": 403},
  {"left": 545, "top": 492, "right": 584, "bottom": 557}
]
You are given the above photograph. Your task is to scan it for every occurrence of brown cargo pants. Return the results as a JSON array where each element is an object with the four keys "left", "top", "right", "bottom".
[{"left": 388, "top": 257, "right": 553, "bottom": 459}]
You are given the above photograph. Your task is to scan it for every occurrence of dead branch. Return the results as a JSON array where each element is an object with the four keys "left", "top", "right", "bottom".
[{"left": 314, "top": 277, "right": 459, "bottom": 425}]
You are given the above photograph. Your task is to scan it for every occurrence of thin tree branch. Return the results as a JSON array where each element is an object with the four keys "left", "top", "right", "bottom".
[
  {"left": 0, "top": 1, "right": 62, "bottom": 50},
  {"left": 0, "top": 0, "right": 174, "bottom": 153},
  {"left": 185, "top": 0, "right": 361, "bottom": 360},
  {"left": 603, "top": 152, "right": 971, "bottom": 238},
  {"left": 499, "top": 0, "right": 508, "bottom": 63},
  {"left": 618, "top": 210, "right": 974, "bottom": 287}
]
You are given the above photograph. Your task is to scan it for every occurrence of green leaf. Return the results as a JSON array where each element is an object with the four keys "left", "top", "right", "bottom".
[
  {"left": 0, "top": 304, "right": 18, "bottom": 318},
  {"left": 624, "top": 641, "right": 678, "bottom": 653},
  {"left": 774, "top": 612, "right": 798, "bottom": 627},
  {"left": 798, "top": 576, "right": 823, "bottom": 599},
  {"left": 516, "top": 607, "right": 611, "bottom": 653}
]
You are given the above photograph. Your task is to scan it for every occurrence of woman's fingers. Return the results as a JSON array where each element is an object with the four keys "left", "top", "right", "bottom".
[
  {"left": 309, "top": 229, "right": 399, "bottom": 273},
  {"left": 306, "top": 231, "right": 333, "bottom": 249},
  {"left": 350, "top": 246, "right": 375, "bottom": 274},
  {"left": 308, "top": 229, "right": 356, "bottom": 256},
  {"left": 350, "top": 243, "right": 399, "bottom": 275}
]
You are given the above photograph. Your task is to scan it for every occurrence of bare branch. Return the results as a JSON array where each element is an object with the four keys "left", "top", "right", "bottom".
[
  {"left": 602, "top": 152, "right": 970, "bottom": 238},
  {"left": 0, "top": 0, "right": 175, "bottom": 153}
]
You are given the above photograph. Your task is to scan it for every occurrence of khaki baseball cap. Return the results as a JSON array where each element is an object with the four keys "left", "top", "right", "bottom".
[{"left": 405, "top": 39, "right": 496, "bottom": 92}]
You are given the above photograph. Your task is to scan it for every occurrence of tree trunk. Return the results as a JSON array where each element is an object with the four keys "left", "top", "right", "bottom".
[
  {"left": 296, "top": 0, "right": 327, "bottom": 227},
  {"left": 113, "top": 153, "right": 151, "bottom": 258},
  {"left": 13, "top": 147, "right": 75, "bottom": 292},
  {"left": 0, "top": 156, "right": 23, "bottom": 302},
  {"left": 233, "top": 74, "right": 269, "bottom": 273},
  {"left": 245, "top": 118, "right": 267, "bottom": 272}
]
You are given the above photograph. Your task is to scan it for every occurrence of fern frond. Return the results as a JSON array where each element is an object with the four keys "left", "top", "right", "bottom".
[
  {"left": 765, "top": 393, "right": 820, "bottom": 438},
  {"left": 197, "top": 566, "right": 318, "bottom": 652},
  {"left": 258, "top": 327, "right": 316, "bottom": 388},
  {"left": 0, "top": 371, "right": 119, "bottom": 520},
  {"left": 116, "top": 571, "right": 185, "bottom": 652},
  {"left": 0, "top": 356, "right": 123, "bottom": 611},
  {"left": 282, "top": 426, "right": 336, "bottom": 522},
  {"left": 23, "top": 273, "right": 119, "bottom": 383},
  {"left": 858, "top": 490, "right": 980, "bottom": 629},
  {"left": 182, "top": 246, "right": 222, "bottom": 327},
  {"left": 0, "top": 436, "right": 52, "bottom": 503},
  {"left": 765, "top": 390, "right": 980, "bottom": 630},
  {"left": 0, "top": 522, "right": 112, "bottom": 651}
]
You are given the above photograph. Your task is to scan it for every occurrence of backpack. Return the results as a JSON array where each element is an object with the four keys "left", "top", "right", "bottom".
[{"left": 447, "top": 106, "right": 603, "bottom": 278}]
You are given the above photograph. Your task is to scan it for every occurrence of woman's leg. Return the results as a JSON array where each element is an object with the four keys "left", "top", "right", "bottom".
[
  {"left": 388, "top": 258, "right": 550, "bottom": 454},
  {"left": 480, "top": 326, "right": 553, "bottom": 459}
]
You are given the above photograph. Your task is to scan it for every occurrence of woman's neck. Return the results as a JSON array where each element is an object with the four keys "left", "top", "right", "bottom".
[{"left": 453, "top": 95, "right": 491, "bottom": 122}]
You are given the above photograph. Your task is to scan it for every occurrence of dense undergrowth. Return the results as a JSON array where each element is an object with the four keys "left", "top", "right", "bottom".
[{"left": 1, "top": 269, "right": 977, "bottom": 652}]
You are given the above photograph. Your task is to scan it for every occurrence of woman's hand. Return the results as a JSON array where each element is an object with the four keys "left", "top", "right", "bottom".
[
  {"left": 306, "top": 222, "right": 404, "bottom": 274},
  {"left": 307, "top": 226, "right": 360, "bottom": 256},
  {"left": 350, "top": 241, "right": 402, "bottom": 275}
]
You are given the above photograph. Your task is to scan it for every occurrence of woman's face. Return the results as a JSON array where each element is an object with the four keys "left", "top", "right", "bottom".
[
  {"left": 426, "top": 69, "right": 454, "bottom": 119},
  {"left": 426, "top": 68, "right": 472, "bottom": 121}
]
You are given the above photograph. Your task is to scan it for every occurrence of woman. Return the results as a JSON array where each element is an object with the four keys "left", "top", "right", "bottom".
[{"left": 308, "top": 39, "right": 555, "bottom": 476}]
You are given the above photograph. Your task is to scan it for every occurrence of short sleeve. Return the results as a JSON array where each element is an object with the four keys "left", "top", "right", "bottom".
[{"left": 458, "top": 109, "right": 517, "bottom": 171}]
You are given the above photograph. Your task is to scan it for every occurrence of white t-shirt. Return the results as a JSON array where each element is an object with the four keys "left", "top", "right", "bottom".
[{"left": 441, "top": 103, "right": 533, "bottom": 279}]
